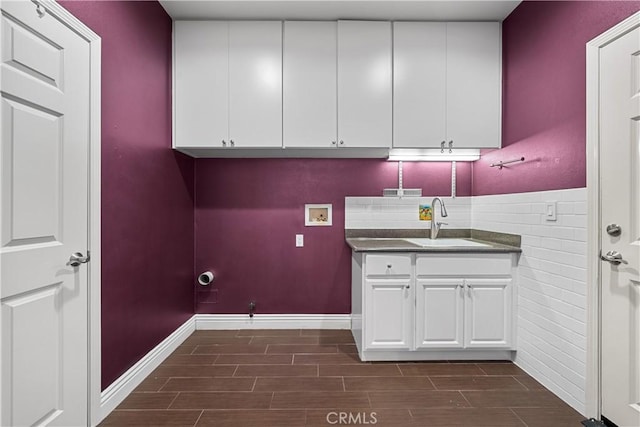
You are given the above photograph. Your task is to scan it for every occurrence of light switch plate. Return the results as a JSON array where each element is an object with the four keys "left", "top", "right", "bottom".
[
  {"left": 296, "top": 234, "right": 304, "bottom": 247},
  {"left": 545, "top": 201, "right": 557, "bottom": 221}
]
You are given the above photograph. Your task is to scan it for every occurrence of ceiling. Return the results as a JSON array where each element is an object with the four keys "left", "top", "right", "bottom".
[{"left": 159, "top": 0, "right": 522, "bottom": 21}]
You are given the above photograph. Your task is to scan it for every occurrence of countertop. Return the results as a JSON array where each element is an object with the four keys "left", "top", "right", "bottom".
[{"left": 345, "top": 229, "right": 522, "bottom": 254}]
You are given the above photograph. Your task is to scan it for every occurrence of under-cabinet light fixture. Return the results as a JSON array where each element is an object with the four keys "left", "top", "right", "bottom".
[{"left": 387, "top": 148, "right": 480, "bottom": 162}]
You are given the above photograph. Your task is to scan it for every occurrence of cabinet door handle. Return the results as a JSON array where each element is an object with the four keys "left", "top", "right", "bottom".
[
  {"left": 440, "top": 140, "right": 446, "bottom": 153},
  {"left": 230, "top": 139, "right": 235, "bottom": 147},
  {"left": 339, "top": 140, "right": 344, "bottom": 146},
  {"left": 448, "top": 140, "right": 453, "bottom": 153},
  {"left": 331, "top": 141, "right": 337, "bottom": 146},
  {"left": 222, "top": 140, "right": 227, "bottom": 147},
  {"left": 405, "top": 284, "right": 410, "bottom": 289},
  {"left": 387, "top": 264, "right": 392, "bottom": 269}
]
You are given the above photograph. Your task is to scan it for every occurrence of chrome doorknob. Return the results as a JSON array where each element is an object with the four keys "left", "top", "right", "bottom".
[
  {"left": 600, "top": 250, "right": 628, "bottom": 265},
  {"left": 68, "top": 252, "right": 90, "bottom": 267}
]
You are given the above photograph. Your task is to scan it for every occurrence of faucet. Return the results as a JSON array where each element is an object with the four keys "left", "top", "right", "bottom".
[{"left": 430, "top": 197, "right": 448, "bottom": 239}]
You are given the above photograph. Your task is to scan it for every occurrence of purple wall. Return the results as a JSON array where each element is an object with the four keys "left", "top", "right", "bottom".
[
  {"left": 195, "top": 159, "right": 469, "bottom": 314},
  {"left": 59, "top": 1, "right": 195, "bottom": 390},
  {"left": 472, "top": 0, "right": 640, "bottom": 195}
]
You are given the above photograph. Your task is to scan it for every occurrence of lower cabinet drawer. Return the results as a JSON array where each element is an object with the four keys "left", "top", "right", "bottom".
[{"left": 365, "top": 254, "right": 412, "bottom": 277}]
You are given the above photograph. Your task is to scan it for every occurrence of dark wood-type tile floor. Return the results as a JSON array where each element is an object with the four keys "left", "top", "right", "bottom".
[{"left": 100, "top": 329, "right": 584, "bottom": 426}]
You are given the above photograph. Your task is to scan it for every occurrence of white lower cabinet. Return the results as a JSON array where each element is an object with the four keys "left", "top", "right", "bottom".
[
  {"left": 415, "top": 278, "right": 464, "bottom": 349},
  {"left": 364, "top": 279, "right": 413, "bottom": 350},
  {"left": 354, "top": 251, "right": 516, "bottom": 361},
  {"left": 464, "top": 278, "right": 512, "bottom": 348}
]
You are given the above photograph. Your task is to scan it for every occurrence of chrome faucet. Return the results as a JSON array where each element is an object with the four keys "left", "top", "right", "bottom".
[{"left": 430, "top": 197, "right": 448, "bottom": 239}]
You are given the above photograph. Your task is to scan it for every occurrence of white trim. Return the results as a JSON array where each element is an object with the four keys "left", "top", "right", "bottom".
[
  {"left": 195, "top": 314, "right": 352, "bottom": 330},
  {"left": 30, "top": 1, "right": 103, "bottom": 425},
  {"left": 98, "top": 316, "right": 196, "bottom": 423},
  {"left": 585, "top": 11, "right": 640, "bottom": 420}
]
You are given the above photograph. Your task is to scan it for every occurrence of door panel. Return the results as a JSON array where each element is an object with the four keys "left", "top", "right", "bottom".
[
  {"left": 464, "top": 279, "right": 512, "bottom": 348},
  {"left": 393, "top": 22, "right": 446, "bottom": 148},
  {"left": 364, "top": 280, "right": 412, "bottom": 350},
  {"left": 337, "top": 20, "right": 392, "bottom": 148},
  {"left": 174, "top": 21, "right": 229, "bottom": 147},
  {"left": 600, "top": 24, "right": 640, "bottom": 427},
  {"left": 228, "top": 21, "right": 282, "bottom": 147},
  {"left": 446, "top": 22, "right": 501, "bottom": 148},
  {"left": 283, "top": 21, "right": 337, "bottom": 148},
  {"left": 415, "top": 278, "right": 463, "bottom": 348},
  {"left": 1, "top": 2, "right": 90, "bottom": 426}
]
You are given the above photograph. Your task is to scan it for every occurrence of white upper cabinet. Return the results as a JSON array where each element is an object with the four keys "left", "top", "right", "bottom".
[
  {"left": 283, "top": 22, "right": 337, "bottom": 148},
  {"left": 393, "top": 22, "right": 446, "bottom": 148},
  {"left": 393, "top": 21, "right": 501, "bottom": 149},
  {"left": 174, "top": 21, "right": 228, "bottom": 148},
  {"left": 228, "top": 21, "right": 282, "bottom": 147},
  {"left": 174, "top": 21, "right": 282, "bottom": 149},
  {"left": 337, "top": 21, "right": 392, "bottom": 148},
  {"left": 446, "top": 22, "right": 501, "bottom": 149}
]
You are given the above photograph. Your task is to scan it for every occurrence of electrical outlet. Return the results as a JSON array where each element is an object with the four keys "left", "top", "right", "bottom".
[{"left": 296, "top": 234, "right": 304, "bottom": 247}]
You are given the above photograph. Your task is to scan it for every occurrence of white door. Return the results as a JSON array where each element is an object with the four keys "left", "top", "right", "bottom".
[
  {"left": 228, "top": 21, "right": 282, "bottom": 148},
  {"left": 283, "top": 21, "right": 337, "bottom": 148},
  {"left": 464, "top": 279, "right": 512, "bottom": 348},
  {"left": 446, "top": 22, "right": 501, "bottom": 149},
  {"left": 174, "top": 21, "right": 229, "bottom": 148},
  {"left": 393, "top": 22, "right": 446, "bottom": 148},
  {"left": 337, "top": 20, "right": 392, "bottom": 148},
  {"left": 599, "top": 24, "right": 640, "bottom": 427},
  {"left": 364, "top": 280, "right": 412, "bottom": 350},
  {"left": 1, "top": 1, "right": 91, "bottom": 426},
  {"left": 414, "top": 278, "right": 463, "bottom": 348}
]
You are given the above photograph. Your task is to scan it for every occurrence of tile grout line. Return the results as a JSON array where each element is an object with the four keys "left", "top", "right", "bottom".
[
  {"left": 459, "top": 390, "right": 473, "bottom": 408},
  {"left": 509, "top": 407, "right": 530, "bottom": 427},
  {"left": 192, "top": 409, "right": 205, "bottom": 427},
  {"left": 166, "top": 391, "right": 181, "bottom": 410},
  {"left": 513, "top": 375, "right": 530, "bottom": 391}
]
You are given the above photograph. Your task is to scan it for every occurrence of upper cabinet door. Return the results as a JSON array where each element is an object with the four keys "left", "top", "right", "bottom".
[
  {"left": 446, "top": 22, "right": 501, "bottom": 148},
  {"left": 228, "top": 21, "right": 282, "bottom": 147},
  {"left": 283, "top": 22, "right": 337, "bottom": 148},
  {"left": 393, "top": 22, "right": 446, "bottom": 148},
  {"left": 174, "top": 21, "right": 229, "bottom": 148},
  {"left": 337, "top": 21, "right": 392, "bottom": 148}
]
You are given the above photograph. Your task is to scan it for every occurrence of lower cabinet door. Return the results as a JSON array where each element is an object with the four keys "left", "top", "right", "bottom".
[
  {"left": 415, "top": 278, "right": 464, "bottom": 348},
  {"left": 364, "top": 279, "right": 413, "bottom": 350},
  {"left": 464, "top": 278, "right": 512, "bottom": 348}
]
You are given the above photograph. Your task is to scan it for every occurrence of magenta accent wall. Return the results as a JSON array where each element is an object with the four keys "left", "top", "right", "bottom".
[
  {"left": 195, "top": 159, "right": 469, "bottom": 314},
  {"left": 472, "top": 0, "right": 640, "bottom": 196},
  {"left": 59, "top": 1, "right": 195, "bottom": 390}
]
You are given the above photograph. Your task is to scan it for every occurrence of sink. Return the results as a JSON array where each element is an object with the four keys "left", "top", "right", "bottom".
[{"left": 404, "top": 238, "right": 490, "bottom": 247}]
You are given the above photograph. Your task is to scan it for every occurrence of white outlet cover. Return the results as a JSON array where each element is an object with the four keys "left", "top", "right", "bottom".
[{"left": 296, "top": 234, "right": 304, "bottom": 247}]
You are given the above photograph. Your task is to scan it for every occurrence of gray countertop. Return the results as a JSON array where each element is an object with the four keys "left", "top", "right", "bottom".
[{"left": 345, "top": 229, "right": 522, "bottom": 254}]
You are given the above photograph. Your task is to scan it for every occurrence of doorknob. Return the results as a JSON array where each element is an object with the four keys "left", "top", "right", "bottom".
[
  {"left": 600, "top": 250, "right": 628, "bottom": 265},
  {"left": 606, "top": 224, "right": 622, "bottom": 236},
  {"left": 68, "top": 251, "right": 90, "bottom": 267}
]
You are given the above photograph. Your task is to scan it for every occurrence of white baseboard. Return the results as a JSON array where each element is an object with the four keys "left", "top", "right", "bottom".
[
  {"left": 195, "top": 314, "right": 352, "bottom": 330},
  {"left": 98, "top": 315, "right": 196, "bottom": 423},
  {"left": 97, "top": 313, "right": 351, "bottom": 423}
]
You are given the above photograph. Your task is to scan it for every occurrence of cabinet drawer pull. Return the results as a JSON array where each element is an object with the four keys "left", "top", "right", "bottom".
[
  {"left": 230, "top": 139, "right": 235, "bottom": 147},
  {"left": 405, "top": 284, "right": 410, "bottom": 289},
  {"left": 387, "top": 264, "right": 392, "bottom": 269},
  {"left": 222, "top": 140, "right": 227, "bottom": 147}
]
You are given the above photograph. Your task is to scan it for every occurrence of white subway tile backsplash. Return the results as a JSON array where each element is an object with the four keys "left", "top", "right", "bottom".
[
  {"left": 471, "top": 188, "right": 587, "bottom": 415},
  {"left": 345, "top": 188, "right": 588, "bottom": 415}
]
